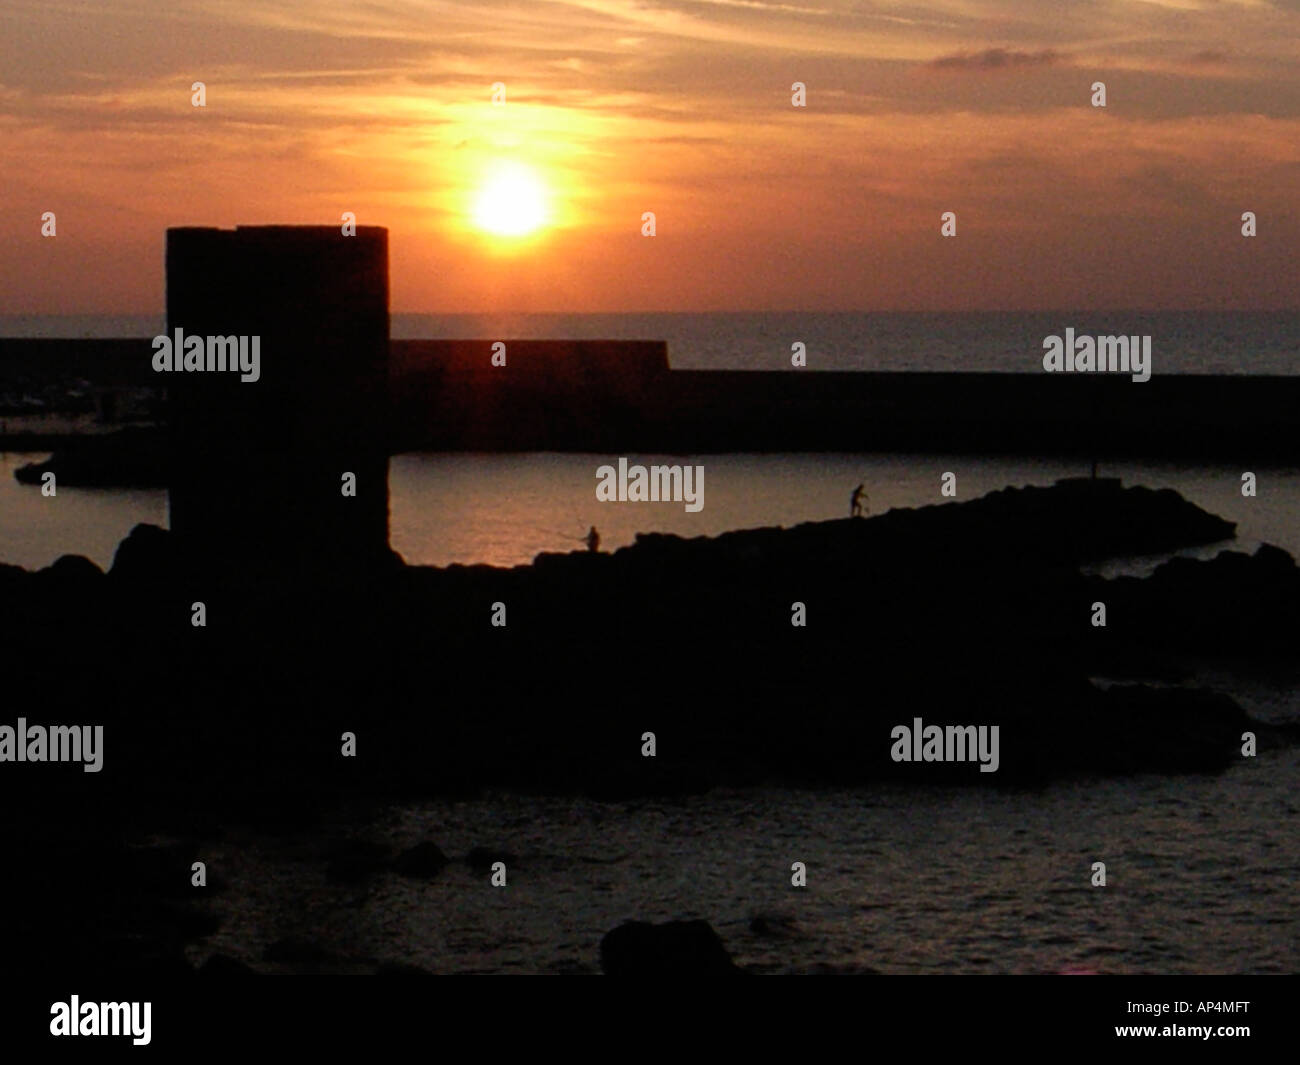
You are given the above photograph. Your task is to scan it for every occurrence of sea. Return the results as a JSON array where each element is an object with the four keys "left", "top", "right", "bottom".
[
  {"left": 3, "top": 311, "right": 1298, "bottom": 973},
  {"left": 6, "top": 309, "right": 1300, "bottom": 372}
]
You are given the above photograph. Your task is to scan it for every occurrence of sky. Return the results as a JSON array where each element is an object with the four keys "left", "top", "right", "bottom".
[{"left": 2, "top": 0, "right": 1298, "bottom": 312}]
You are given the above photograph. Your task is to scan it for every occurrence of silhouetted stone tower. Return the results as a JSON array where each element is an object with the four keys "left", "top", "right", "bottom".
[{"left": 166, "top": 225, "right": 390, "bottom": 576}]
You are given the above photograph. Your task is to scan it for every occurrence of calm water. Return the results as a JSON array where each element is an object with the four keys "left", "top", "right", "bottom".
[
  {"left": 2, "top": 450, "right": 1297, "bottom": 572},
  {"left": 0, "top": 451, "right": 167, "bottom": 571},
  {"left": 189, "top": 742, "right": 1300, "bottom": 975}
]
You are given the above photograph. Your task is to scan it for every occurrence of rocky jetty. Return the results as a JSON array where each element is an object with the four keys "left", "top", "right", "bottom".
[
  {"left": 0, "top": 478, "right": 1269, "bottom": 808},
  {"left": 0, "top": 479, "right": 1291, "bottom": 977},
  {"left": 1087, "top": 543, "right": 1300, "bottom": 662}
]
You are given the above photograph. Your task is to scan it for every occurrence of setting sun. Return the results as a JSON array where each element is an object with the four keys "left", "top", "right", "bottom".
[{"left": 471, "top": 163, "right": 548, "bottom": 238}]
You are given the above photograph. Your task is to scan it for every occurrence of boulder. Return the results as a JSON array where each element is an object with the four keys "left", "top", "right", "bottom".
[
  {"left": 37, "top": 554, "right": 104, "bottom": 583},
  {"left": 324, "top": 837, "right": 391, "bottom": 883},
  {"left": 108, "top": 523, "right": 174, "bottom": 582},
  {"left": 599, "top": 920, "right": 742, "bottom": 976},
  {"left": 466, "top": 846, "right": 517, "bottom": 870},
  {"left": 393, "top": 842, "right": 450, "bottom": 877},
  {"left": 748, "top": 911, "right": 800, "bottom": 938}
]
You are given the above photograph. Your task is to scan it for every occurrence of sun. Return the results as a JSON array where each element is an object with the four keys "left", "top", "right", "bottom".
[{"left": 471, "top": 163, "right": 548, "bottom": 237}]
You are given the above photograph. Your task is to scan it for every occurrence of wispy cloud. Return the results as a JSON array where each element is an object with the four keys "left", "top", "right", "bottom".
[
  {"left": 925, "top": 47, "right": 1061, "bottom": 72},
  {"left": 2, "top": 0, "right": 1299, "bottom": 311}
]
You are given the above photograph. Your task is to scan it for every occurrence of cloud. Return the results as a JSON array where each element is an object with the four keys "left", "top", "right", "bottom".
[{"left": 925, "top": 47, "right": 1062, "bottom": 73}]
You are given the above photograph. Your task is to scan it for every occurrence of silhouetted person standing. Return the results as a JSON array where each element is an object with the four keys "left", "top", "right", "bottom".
[
  {"left": 850, "top": 484, "right": 868, "bottom": 518},
  {"left": 585, "top": 526, "right": 601, "bottom": 552}
]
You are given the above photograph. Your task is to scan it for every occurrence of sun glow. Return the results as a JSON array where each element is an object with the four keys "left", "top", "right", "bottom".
[{"left": 471, "top": 163, "right": 548, "bottom": 237}]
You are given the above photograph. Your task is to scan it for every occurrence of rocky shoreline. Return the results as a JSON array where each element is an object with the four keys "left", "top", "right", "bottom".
[
  {"left": 2, "top": 478, "right": 1290, "bottom": 802},
  {"left": 2, "top": 478, "right": 1296, "bottom": 975}
]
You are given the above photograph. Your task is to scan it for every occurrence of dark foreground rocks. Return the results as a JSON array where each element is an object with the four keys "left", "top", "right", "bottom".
[
  {"left": 198, "top": 954, "right": 259, "bottom": 976},
  {"left": 0, "top": 478, "right": 1281, "bottom": 814},
  {"left": 1089, "top": 543, "right": 1300, "bottom": 662},
  {"left": 600, "top": 921, "right": 743, "bottom": 976},
  {"left": 2, "top": 478, "right": 1289, "bottom": 977},
  {"left": 0, "top": 479, "right": 1293, "bottom": 975},
  {"left": 394, "top": 842, "right": 451, "bottom": 877},
  {"left": 465, "top": 847, "right": 518, "bottom": 870}
]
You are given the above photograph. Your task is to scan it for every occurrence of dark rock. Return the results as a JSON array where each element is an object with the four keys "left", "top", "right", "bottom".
[
  {"left": 749, "top": 912, "right": 801, "bottom": 937},
  {"left": 14, "top": 427, "right": 168, "bottom": 488},
  {"left": 263, "top": 938, "right": 341, "bottom": 964},
  {"left": 199, "top": 954, "right": 259, "bottom": 976},
  {"left": 36, "top": 554, "right": 104, "bottom": 582},
  {"left": 324, "top": 837, "right": 391, "bottom": 883},
  {"left": 146, "top": 901, "right": 221, "bottom": 940},
  {"left": 393, "top": 842, "right": 450, "bottom": 877},
  {"left": 107, "top": 523, "right": 174, "bottom": 582},
  {"left": 0, "top": 561, "right": 27, "bottom": 583},
  {"left": 375, "top": 961, "right": 434, "bottom": 976},
  {"left": 797, "top": 962, "right": 884, "bottom": 975},
  {"left": 466, "top": 846, "right": 517, "bottom": 870},
  {"left": 97, "top": 934, "right": 196, "bottom": 978},
  {"left": 599, "top": 920, "right": 743, "bottom": 976},
  {"left": 325, "top": 857, "right": 381, "bottom": 884},
  {"left": 1094, "top": 542, "right": 1300, "bottom": 659}
]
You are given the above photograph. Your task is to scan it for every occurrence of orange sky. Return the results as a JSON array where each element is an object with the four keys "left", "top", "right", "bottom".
[{"left": 2, "top": 0, "right": 1298, "bottom": 312}]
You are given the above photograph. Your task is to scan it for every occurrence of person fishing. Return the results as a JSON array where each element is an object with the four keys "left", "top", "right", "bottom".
[{"left": 850, "top": 483, "right": 868, "bottom": 518}]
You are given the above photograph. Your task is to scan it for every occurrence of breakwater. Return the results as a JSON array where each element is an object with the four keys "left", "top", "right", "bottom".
[{"left": 3, "top": 337, "right": 1298, "bottom": 460}]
